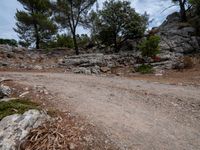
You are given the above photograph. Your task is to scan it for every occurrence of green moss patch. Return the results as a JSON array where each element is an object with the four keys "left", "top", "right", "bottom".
[{"left": 0, "top": 99, "right": 39, "bottom": 120}]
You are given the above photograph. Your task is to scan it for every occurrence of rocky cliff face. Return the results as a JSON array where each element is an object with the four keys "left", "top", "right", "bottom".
[
  {"left": 158, "top": 12, "right": 200, "bottom": 54},
  {"left": 148, "top": 12, "right": 200, "bottom": 70}
]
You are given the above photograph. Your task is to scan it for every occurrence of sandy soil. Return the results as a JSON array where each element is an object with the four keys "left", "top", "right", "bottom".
[{"left": 1, "top": 71, "right": 200, "bottom": 150}]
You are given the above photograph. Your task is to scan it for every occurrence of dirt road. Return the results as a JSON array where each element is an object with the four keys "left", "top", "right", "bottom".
[{"left": 1, "top": 72, "right": 200, "bottom": 150}]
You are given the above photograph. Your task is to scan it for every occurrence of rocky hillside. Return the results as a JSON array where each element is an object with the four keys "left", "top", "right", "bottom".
[
  {"left": 59, "top": 12, "right": 200, "bottom": 74},
  {"left": 0, "top": 45, "right": 71, "bottom": 71},
  {"left": 0, "top": 12, "right": 200, "bottom": 75},
  {"left": 153, "top": 12, "right": 200, "bottom": 70}
]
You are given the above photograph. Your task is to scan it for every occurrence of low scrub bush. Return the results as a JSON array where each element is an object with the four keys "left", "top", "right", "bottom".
[
  {"left": 139, "top": 35, "right": 160, "bottom": 58},
  {"left": 45, "top": 34, "right": 74, "bottom": 49},
  {"left": 182, "top": 55, "right": 200, "bottom": 69},
  {"left": 0, "top": 38, "right": 18, "bottom": 47},
  {"left": 136, "top": 64, "right": 153, "bottom": 74}
]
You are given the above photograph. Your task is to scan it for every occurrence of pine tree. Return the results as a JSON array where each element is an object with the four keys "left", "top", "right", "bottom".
[
  {"left": 14, "top": 0, "right": 57, "bottom": 49},
  {"left": 189, "top": 0, "right": 200, "bottom": 17},
  {"left": 54, "top": 0, "right": 96, "bottom": 55},
  {"left": 172, "top": 0, "right": 188, "bottom": 22},
  {"left": 90, "top": 0, "right": 148, "bottom": 52}
]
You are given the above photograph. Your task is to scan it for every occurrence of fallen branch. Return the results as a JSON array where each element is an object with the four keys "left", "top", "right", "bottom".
[{"left": 0, "top": 79, "right": 13, "bottom": 84}]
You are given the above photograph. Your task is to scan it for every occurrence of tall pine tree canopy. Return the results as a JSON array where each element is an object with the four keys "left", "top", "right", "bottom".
[
  {"left": 54, "top": 0, "right": 97, "bottom": 55},
  {"left": 91, "top": 0, "right": 148, "bottom": 52},
  {"left": 14, "top": 0, "right": 57, "bottom": 49},
  {"left": 172, "top": 0, "right": 200, "bottom": 21}
]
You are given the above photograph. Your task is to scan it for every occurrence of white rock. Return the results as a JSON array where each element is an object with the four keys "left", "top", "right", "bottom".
[
  {"left": 69, "top": 143, "right": 77, "bottom": 150},
  {"left": 33, "top": 65, "right": 43, "bottom": 70},
  {"left": 0, "top": 110, "right": 49, "bottom": 150}
]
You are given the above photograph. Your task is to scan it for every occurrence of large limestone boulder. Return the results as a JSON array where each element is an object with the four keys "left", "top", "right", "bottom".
[{"left": 0, "top": 110, "right": 49, "bottom": 150}]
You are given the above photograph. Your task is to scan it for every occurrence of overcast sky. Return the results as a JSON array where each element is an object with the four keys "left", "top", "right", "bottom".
[{"left": 0, "top": 0, "right": 178, "bottom": 40}]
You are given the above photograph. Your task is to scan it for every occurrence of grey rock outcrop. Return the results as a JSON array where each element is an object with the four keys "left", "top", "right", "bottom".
[
  {"left": 0, "top": 85, "right": 11, "bottom": 99},
  {"left": 0, "top": 110, "right": 49, "bottom": 150},
  {"left": 72, "top": 67, "right": 92, "bottom": 75},
  {"left": 60, "top": 53, "right": 139, "bottom": 74},
  {"left": 147, "top": 12, "right": 200, "bottom": 70},
  {"left": 158, "top": 12, "right": 200, "bottom": 54},
  {"left": 61, "top": 53, "right": 105, "bottom": 67}
]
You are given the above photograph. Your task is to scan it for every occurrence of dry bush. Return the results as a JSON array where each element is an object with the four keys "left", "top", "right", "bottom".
[
  {"left": 183, "top": 56, "right": 194, "bottom": 69},
  {"left": 183, "top": 55, "right": 200, "bottom": 69},
  {"left": 19, "top": 116, "right": 82, "bottom": 150},
  {"left": 191, "top": 55, "right": 200, "bottom": 65},
  {"left": 19, "top": 120, "right": 66, "bottom": 150}
]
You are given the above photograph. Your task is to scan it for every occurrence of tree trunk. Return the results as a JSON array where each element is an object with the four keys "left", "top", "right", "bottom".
[
  {"left": 179, "top": 0, "right": 187, "bottom": 22},
  {"left": 72, "top": 33, "right": 79, "bottom": 55},
  {"left": 34, "top": 24, "right": 40, "bottom": 49},
  {"left": 36, "top": 35, "right": 40, "bottom": 49},
  {"left": 114, "top": 34, "right": 119, "bottom": 53}
]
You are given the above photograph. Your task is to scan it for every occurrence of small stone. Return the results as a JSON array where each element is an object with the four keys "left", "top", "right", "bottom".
[
  {"left": 155, "top": 73, "right": 163, "bottom": 76},
  {"left": 24, "top": 87, "right": 29, "bottom": 91},
  {"left": 72, "top": 67, "right": 92, "bottom": 75},
  {"left": 100, "top": 67, "right": 110, "bottom": 73},
  {"left": 33, "top": 65, "right": 43, "bottom": 70},
  {"left": 43, "top": 89, "right": 49, "bottom": 95},
  {"left": 68, "top": 143, "right": 77, "bottom": 150}
]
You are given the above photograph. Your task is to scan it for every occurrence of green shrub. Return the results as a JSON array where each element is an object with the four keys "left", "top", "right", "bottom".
[
  {"left": 189, "top": 0, "right": 200, "bottom": 17},
  {"left": 189, "top": 0, "right": 200, "bottom": 35},
  {"left": 77, "top": 34, "right": 91, "bottom": 48},
  {"left": 136, "top": 64, "right": 153, "bottom": 74},
  {"left": 45, "top": 34, "right": 74, "bottom": 49},
  {"left": 18, "top": 41, "right": 30, "bottom": 48},
  {"left": 139, "top": 35, "right": 160, "bottom": 58},
  {"left": 0, "top": 39, "right": 18, "bottom": 47},
  {"left": 0, "top": 99, "right": 39, "bottom": 120},
  {"left": 56, "top": 34, "right": 74, "bottom": 48}
]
